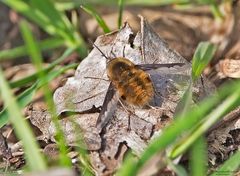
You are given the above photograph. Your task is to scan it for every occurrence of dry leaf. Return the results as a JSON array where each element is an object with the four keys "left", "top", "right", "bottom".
[
  {"left": 52, "top": 16, "right": 215, "bottom": 175},
  {"left": 216, "top": 58, "right": 240, "bottom": 78}
]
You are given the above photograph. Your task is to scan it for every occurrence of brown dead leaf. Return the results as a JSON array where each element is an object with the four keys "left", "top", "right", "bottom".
[
  {"left": 208, "top": 116, "right": 240, "bottom": 167},
  {"left": 28, "top": 109, "right": 101, "bottom": 150},
  {"left": 43, "top": 143, "right": 59, "bottom": 161},
  {"left": 53, "top": 16, "right": 215, "bottom": 175},
  {"left": 216, "top": 58, "right": 240, "bottom": 78},
  {"left": 0, "top": 130, "right": 12, "bottom": 160}
]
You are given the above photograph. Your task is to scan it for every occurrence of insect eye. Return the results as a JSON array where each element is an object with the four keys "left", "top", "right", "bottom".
[{"left": 121, "top": 95, "right": 126, "bottom": 100}]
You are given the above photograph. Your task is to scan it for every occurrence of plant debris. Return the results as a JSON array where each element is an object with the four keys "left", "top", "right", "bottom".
[{"left": 52, "top": 16, "right": 215, "bottom": 175}]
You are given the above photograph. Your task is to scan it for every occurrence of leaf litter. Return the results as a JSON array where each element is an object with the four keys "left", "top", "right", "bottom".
[
  {"left": 50, "top": 16, "right": 215, "bottom": 175},
  {"left": 2, "top": 7, "right": 240, "bottom": 175}
]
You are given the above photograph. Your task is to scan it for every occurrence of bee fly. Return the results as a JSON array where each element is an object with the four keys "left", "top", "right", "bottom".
[{"left": 90, "top": 41, "right": 185, "bottom": 132}]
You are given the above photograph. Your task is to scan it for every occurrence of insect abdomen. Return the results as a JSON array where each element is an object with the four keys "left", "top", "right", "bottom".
[{"left": 116, "top": 68, "right": 154, "bottom": 106}]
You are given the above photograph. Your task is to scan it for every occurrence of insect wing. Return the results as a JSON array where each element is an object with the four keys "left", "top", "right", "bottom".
[
  {"left": 96, "top": 82, "right": 119, "bottom": 132},
  {"left": 136, "top": 63, "right": 185, "bottom": 71}
]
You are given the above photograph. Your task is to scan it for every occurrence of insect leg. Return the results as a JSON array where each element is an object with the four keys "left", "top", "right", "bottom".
[
  {"left": 118, "top": 98, "right": 128, "bottom": 113},
  {"left": 122, "top": 46, "right": 126, "bottom": 58},
  {"left": 110, "top": 47, "right": 117, "bottom": 58},
  {"left": 89, "top": 39, "right": 110, "bottom": 61},
  {"left": 118, "top": 99, "right": 132, "bottom": 131},
  {"left": 84, "top": 69, "right": 107, "bottom": 94},
  {"left": 73, "top": 90, "right": 105, "bottom": 104},
  {"left": 84, "top": 76, "right": 109, "bottom": 82}
]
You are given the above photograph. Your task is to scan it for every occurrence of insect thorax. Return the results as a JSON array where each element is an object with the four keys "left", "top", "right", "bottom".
[{"left": 107, "top": 57, "right": 135, "bottom": 81}]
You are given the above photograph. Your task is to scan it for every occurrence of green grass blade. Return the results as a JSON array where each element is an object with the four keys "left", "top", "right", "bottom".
[
  {"left": 170, "top": 90, "right": 240, "bottom": 158},
  {"left": 118, "top": 0, "right": 124, "bottom": 29},
  {"left": 0, "top": 82, "right": 37, "bottom": 128},
  {"left": 2, "top": 0, "right": 87, "bottom": 56},
  {"left": 54, "top": 0, "right": 223, "bottom": 9},
  {"left": 210, "top": 151, "right": 240, "bottom": 176},
  {"left": 191, "top": 42, "right": 217, "bottom": 81},
  {"left": 167, "top": 159, "right": 188, "bottom": 176},
  {"left": 20, "top": 20, "right": 72, "bottom": 167},
  {"left": 0, "top": 48, "right": 75, "bottom": 128},
  {"left": 190, "top": 136, "right": 207, "bottom": 176},
  {"left": 47, "top": 63, "right": 78, "bottom": 81},
  {"left": 29, "top": 0, "right": 75, "bottom": 42},
  {"left": 126, "top": 0, "right": 190, "bottom": 5},
  {"left": 210, "top": 4, "right": 223, "bottom": 20},
  {"left": 0, "top": 37, "right": 64, "bottom": 61},
  {"left": 9, "top": 48, "right": 74, "bottom": 88},
  {"left": 120, "top": 80, "right": 240, "bottom": 175},
  {"left": 0, "top": 63, "right": 78, "bottom": 129},
  {"left": 28, "top": 0, "right": 87, "bottom": 55},
  {"left": 55, "top": 0, "right": 190, "bottom": 7},
  {"left": 116, "top": 152, "right": 137, "bottom": 176},
  {"left": 3, "top": 0, "right": 67, "bottom": 37},
  {"left": 0, "top": 68, "right": 47, "bottom": 171},
  {"left": 174, "top": 82, "right": 193, "bottom": 117},
  {"left": 81, "top": 5, "right": 111, "bottom": 33},
  {"left": 67, "top": 117, "right": 95, "bottom": 176}
]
